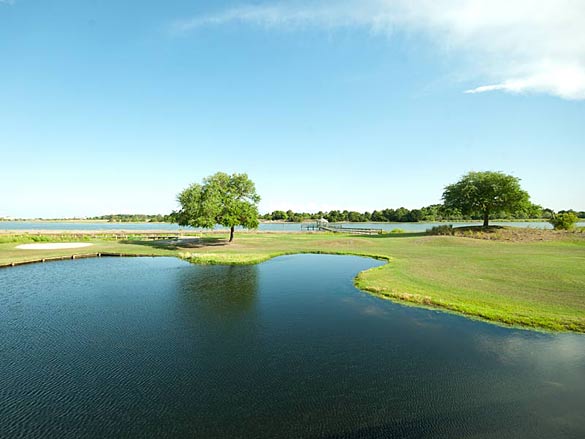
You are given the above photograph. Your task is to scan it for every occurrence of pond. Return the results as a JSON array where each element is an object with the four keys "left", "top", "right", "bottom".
[{"left": 1, "top": 255, "right": 584, "bottom": 438}]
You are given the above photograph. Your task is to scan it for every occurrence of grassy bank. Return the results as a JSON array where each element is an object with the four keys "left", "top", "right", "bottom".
[{"left": 1, "top": 231, "right": 584, "bottom": 332}]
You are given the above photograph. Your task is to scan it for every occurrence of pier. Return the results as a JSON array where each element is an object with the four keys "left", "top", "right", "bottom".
[{"left": 302, "top": 220, "right": 382, "bottom": 235}]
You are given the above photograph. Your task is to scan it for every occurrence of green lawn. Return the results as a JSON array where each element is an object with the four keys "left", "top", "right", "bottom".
[{"left": 1, "top": 231, "right": 584, "bottom": 332}]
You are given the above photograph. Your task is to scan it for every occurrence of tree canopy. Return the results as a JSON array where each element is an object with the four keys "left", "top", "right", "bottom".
[
  {"left": 176, "top": 172, "right": 260, "bottom": 242},
  {"left": 442, "top": 171, "right": 530, "bottom": 227}
]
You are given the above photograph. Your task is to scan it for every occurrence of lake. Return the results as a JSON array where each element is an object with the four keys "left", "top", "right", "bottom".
[
  {"left": 2, "top": 220, "right": 583, "bottom": 232},
  {"left": 1, "top": 255, "right": 584, "bottom": 438}
]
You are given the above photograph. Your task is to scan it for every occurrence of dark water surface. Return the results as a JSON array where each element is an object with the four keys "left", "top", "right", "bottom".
[{"left": 1, "top": 255, "right": 584, "bottom": 438}]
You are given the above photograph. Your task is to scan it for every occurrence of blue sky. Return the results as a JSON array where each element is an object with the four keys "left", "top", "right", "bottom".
[{"left": 1, "top": 0, "right": 583, "bottom": 217}]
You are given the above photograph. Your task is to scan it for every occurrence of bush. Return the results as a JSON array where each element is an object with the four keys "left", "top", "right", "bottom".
[
  {"left": 390, "top": 228, "right": 405, "bottom": 233},
  {"left": 548, "top": 212, "right": 579, "bottom": 230},
  {"left": 426, "top": 225, "right": 454, "bottom": 236}
]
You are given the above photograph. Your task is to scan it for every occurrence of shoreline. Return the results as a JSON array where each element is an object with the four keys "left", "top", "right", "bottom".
[{"left": 0, "top": 252, "right": 158, "bottom": 268}]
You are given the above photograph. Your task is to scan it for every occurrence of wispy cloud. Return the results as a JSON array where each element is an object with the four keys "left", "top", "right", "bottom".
[{"left": 171, "top": 0, "right": 585, "bottom": 100}]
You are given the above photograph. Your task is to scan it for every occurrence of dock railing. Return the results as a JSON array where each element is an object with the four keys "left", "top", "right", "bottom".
[{"left": 302, "top": 223, "right": 383, "bottom": 235}]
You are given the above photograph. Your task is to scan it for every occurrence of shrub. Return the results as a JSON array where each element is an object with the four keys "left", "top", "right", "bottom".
[
  {"left": 548, "top": 212, "right": 579, "bottom": 230},
  {"left": 426, "top": 225, "right": 454, "bottom": 236},
  {"left": 31, "top": 235, "right": 52, "bottom": 242},
  {"left": 390, "top": 228, "right": 405, "bottom": 234}
]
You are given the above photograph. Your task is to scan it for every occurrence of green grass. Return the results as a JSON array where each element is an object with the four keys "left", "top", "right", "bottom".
[{"left": 1, "top": 231, "right": 584, "bottom": 332}]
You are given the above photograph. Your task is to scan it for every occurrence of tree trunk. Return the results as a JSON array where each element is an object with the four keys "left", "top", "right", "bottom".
[
  {"left": 483, "top": 211, "right": 489, "bottom": 228},
  {"left": 229, "top": 225, "right": 235, "bottom": 242}
]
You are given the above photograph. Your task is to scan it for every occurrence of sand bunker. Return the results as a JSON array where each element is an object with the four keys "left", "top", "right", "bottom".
[{"left": 16, "top": 243, "right": 95, "bottom": 250}]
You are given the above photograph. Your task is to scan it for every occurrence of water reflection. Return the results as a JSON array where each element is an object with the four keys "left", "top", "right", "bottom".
[
  {"left": 176, "top": 264, "right": 259, "bottom": 321},
  {"left": 476, "top": 332, "right": 585, "bottom": 366}
]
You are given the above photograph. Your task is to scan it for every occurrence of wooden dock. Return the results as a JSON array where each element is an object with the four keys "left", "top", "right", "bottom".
[{"left": 302, "top": 223, "right": 382, "bottom": 235}]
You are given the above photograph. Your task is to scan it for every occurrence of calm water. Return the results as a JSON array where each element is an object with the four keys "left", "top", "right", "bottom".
[
  {"left": 1, "top": 255, "right": 584, "bottom": 438},
  {"left": 2, "top": 220, "right": 582, "bottom": 232}
]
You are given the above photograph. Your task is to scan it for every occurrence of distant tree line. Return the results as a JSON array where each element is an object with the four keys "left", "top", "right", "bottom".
[
  {"left": 3, "top": 208, "right": 583, "bottom": 224},
  {"left": 259, "top": 205, "right": 585, "bottom": 223},
  {"left": 88, "top": 214, "right": 175, "bottom": 223}
]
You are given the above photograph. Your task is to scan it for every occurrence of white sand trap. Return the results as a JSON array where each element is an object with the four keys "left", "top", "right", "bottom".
[{"left": 16, "top": 243, "right": 95, "bottom": 250}]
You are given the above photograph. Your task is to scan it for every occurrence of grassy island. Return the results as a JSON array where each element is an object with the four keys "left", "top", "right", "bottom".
[{"left": 1, "top": 229, "right": 584, "bottom": 333}]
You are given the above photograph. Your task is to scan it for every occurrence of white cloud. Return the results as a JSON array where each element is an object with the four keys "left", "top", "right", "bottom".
[
  {"left": 171, "top": 0, "right": 585, "bottom": 100},
  {"left": 465, "top": 66, "right": 585, "bottom": 100}
]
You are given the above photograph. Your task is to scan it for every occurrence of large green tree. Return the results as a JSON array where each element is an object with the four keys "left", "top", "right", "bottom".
[
  {"left": 176, "top": 172, "right": 260, "bottom": 242},
  {"left": 442, "top": 171, "right": 530, "bottom": 227}
]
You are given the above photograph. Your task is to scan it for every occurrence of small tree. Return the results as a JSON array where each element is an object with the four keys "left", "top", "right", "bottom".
[
  {"left": 442, "top": 171, "right": 530, "bottom": 228},
  {"left": 548, "top": 212, "right": 578, "bottom": 230},
  {"left": 176, "top": 172, "right": 260, "bottom": 242}
]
